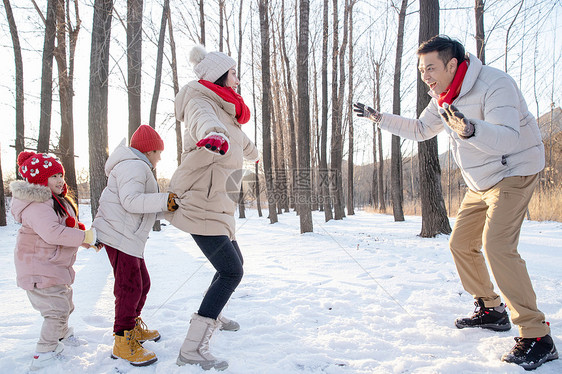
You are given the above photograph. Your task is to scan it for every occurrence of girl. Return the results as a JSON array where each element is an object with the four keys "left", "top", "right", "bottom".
[
  {"left": 10, "top": 151, "right": 96, "bottom": 371},
  {"left": 168, "top": 45, "right": 258, "bottom": 371}
]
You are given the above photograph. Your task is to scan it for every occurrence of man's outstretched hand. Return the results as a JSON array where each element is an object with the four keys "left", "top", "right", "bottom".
[
  {"left": 439, "top": 103, "right": 475, "bottom": 139},
  {"left": 353, "top": 102, "right": 382, "bottom": 123}
]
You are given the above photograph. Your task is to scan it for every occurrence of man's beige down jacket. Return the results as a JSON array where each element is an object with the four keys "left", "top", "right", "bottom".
[
  {"left": 167, "top": 80, "right": 258, "bottom": 239},
  {"left": 379, "top": 53, "right": 545, "bottom": 191},
  {"left": 93, "top": 142, "right": 169, "bottom": 258}
]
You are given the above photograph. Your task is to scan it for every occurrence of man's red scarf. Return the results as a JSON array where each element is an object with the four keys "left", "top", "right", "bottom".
[
  {"left": 199, "top": 80, "right": 251, "bottom": 124},
  {"left": 437, "top": 60, "right": 469, "bottom": 107}
]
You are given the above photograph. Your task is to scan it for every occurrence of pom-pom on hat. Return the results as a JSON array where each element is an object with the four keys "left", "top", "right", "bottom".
[
  {"left": 130, "top": 125, "right": 165, "bottom": 153},
  {"left": 17, "top": 151, "right": 64, "bottom": 187},
  {"left": 190, "top": 45, "right": 236, "bottom": 83}
]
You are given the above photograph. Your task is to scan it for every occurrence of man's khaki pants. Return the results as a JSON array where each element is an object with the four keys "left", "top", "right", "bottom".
[
  {"left": 26, "top": 284, "right": 74, "bottom": 352},
  {"left": 449, "top": 174, "right": 550, "bottom": 338}
]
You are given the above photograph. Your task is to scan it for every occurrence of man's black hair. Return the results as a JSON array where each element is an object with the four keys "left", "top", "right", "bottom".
[{"left": 417, "top": 35, "right": 467, "bottom": 65}]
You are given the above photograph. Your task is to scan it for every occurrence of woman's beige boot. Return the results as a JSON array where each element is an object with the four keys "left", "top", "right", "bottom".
[{"left": 176, "top": 313, "right": 228, "bottom": 371}]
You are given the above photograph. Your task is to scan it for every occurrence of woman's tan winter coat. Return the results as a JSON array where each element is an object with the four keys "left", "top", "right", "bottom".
[{"left": 167, "top": 80, "right": 258, "bottom": 239}]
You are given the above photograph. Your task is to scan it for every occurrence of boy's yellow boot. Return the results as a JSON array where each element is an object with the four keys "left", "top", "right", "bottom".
[
  {"left": 111, "top": 329, "right": 157, "bottom": 367},
  {"left": 134, "top": 317, "right": 161, "bottom": 343}
]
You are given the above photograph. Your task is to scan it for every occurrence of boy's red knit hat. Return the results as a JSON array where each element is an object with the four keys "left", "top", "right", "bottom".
[
  {"left": 17, "top": 151, "right": 64, "bottom": 186},
  {"left": 130, "top": 125, "right": 164, "bottom": 153}
]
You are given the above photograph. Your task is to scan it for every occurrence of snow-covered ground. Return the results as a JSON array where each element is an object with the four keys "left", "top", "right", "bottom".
[{"left": 0, "top": 206, "right": 560, "bottom": 373}]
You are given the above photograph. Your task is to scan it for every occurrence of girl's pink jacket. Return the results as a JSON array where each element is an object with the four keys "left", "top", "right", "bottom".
[{"left": 10, "top": 180, "right": 86, "bottom": 290}]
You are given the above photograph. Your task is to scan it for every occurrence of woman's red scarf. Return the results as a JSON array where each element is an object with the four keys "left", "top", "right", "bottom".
[
  {"left": 199, "top": 80, "right": 251, "bottom": 124},
  {"left": 437, "top": 60, "right": 469, "bottom": 107}
]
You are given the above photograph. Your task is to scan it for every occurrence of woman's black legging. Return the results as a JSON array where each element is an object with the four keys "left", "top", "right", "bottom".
[{"left": 191, "top": 234, "right": 244, "bottom": 320}]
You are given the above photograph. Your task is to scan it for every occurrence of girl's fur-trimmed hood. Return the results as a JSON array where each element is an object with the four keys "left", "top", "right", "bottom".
[
  {"left": 10, "top": 180, "right": 52, "bottom": 203},
  {"left": 10, "top": 180, "right": 53, "bottom": 224}
]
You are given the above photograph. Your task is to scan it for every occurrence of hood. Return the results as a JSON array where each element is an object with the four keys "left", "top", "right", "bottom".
[
  {"left": 10, "top": 180, "right": 52, "bottom": 222},
  {"left": 105, "top": 139, "right": 151, "bottom": 177},
  {"left": 175, "top": 80, "right": 236, "bottom": 122}
]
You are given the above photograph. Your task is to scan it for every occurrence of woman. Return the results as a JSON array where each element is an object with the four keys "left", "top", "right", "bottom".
[{"left": 168, "top": 45, "right": 258, "bottom": 371}]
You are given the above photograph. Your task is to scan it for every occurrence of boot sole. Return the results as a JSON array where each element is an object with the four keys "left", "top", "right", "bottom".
[
  {"left": 455, "top": 321, "right": 511, "bottom": 331},
  {"left": 505, "top": 349, "right": 558, "bottom": 371},
  {"left": 138, "top": 334, "right": 161, "bottom": 343},
  {"left": 176, "top": 354, "right": 228, "bottom": 371},
  {"left": 111, "top": 354, "right": 158, "bottom": 367}
]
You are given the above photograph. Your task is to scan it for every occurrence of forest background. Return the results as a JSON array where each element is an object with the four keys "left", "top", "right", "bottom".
[{"left": 0, "top": 0, "right": 561, "bottom": 233}]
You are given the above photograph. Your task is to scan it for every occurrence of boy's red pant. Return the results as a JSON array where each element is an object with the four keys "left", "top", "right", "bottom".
[{"left": 105, "top": 245, "right": 150, "bottom": 333}]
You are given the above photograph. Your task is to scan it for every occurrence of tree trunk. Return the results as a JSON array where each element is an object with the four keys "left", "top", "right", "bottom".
[
  {"left": 371, "top": 76, "right": 378, "bottom": 208},
  {"left": 149, "top": 0, "right": 169, "bottom": 232},
  {"left": 149, "top": 0, "right": 169, "bottom": 129},
  {"left": 88, "top": 0, "right": 113, "bottom": 218},
  {"left": 346, "top": 1, "right": 355, "bottom": 216},
  {"left": 3, "top": 0, "right": 25, "bottom": 177},
  {"left": 474, "top": 0, "right": 485, "bottom": 64},
  {"left": 391, "top": 0, "right": 408, "bottom": 222},
  {"left": 167, "top": 9, "right": 182, "bottom": 165},
  {"left": 199, "top": 0, "right": 205, "bottom": 46},
  {"left": 259, "top": 0, "right": 277, "bottom": 224},
  {"left": 320, "top": 0, "right": 332, "bottom": 221},
  {"left": 249, "top": 8, "right": 262, "bottom": 217},
  {"left": 37, "top": 0, "right": 58, "bottom": 153},
  {"left": 219, "top": 0, "right": 224, "bottom": 51},
  {"left": 418, "top": 0, "right": 452, "bottom": 237},
  {"left": 0, "top": 145, "right": 6, "bottom": 226},
  {"left": 54, "top": 0, "right": 79, "bottom": 198},
  {"left": 127, "top": 0, "right": 143, "bottom": 139},
  {"left": 374, "top": 63, "right": 386, "bottom": 211},
  {"left": 281, "top": 0, "right": 298, "bottom": 212},
  {"left": 330, "top": 0, "right": 346, "bottom": 220},
  {"left": 297, "top": 0, "right": 313, "bottom": 233},
  {"left": 237, "top": 0, "right": 246, "bottom": 218}
]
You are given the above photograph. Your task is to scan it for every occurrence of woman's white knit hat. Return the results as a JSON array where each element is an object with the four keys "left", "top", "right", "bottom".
[{"left": 190, "top": 45, "right": 236, "bottom": 83}]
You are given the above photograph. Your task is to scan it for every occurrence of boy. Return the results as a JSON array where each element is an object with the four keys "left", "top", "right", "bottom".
[{"left": 93, "top": 125, "right": 178, "bottom": 366}]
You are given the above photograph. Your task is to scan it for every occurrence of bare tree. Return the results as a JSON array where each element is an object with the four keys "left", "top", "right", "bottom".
[
  {"left": 374, "top": 62, "right": 385, "bottom": 211},
  {"left": 237, "top": 0, "right": 246, "bottom": 219},
  {"left": 280, "top": 0, "right": 298, "bottom": 212},
  {"left": 149, "top": 0, "right": 170, "bottom": 232},
  {"left": 390, "top": 0, "right": 408, "bottom": 222},
  {"left": 54, "top": 0, "right": 80, "bottom": 197},
  {"left": 0, "top": 144, "right": 6, "bottom": 226},
  {"left": 167, "top": 9, "right": 182, "bottom": 165},
  {"left": 417, "top": 0, "right": 451, "bottom": 237},
  {"left": 88, "top": 0, "right": 113, "bottom": 217},
  {"left": 219, "top": 0, "right": 225, "bottom": 51},
  {"left": 330, "top": 0, "right": 348, "bottom": 220},
  {"left": 297, "top": 0, "right": 313, "bottom": 233},
  {"left": 127, "top": 0, "right": 143, "bottom": 139},
  {"left": 249, "top": 5, "right": 262, "bottom": 217},
  {"left": 504, "top": 0, "right": 524, "bottom": 72},
  {"left": 259, "top": 0, "right": 278, "bottom": 224},
  {"left": 346, "top": 0, "right": 356, "bottom": 215},
  {"left": 320, "top": 0, "right": 333, "bottom": 221},
  {"left": 37, "top": 0, "right": 57, "bottom": 153},
  {"left": 475, "top": 0, "right": 485, "bottom": 64},
  {"left": 3, "top": 0, "right": 24, "bottom": 177},
  {"left": 149, "top": 0, "right": 169, "bottom": 129},
  {"left": 198, "top": 0, "right": 205, "bottom": 45}
]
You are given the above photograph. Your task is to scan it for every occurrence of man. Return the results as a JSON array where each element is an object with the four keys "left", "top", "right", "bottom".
[{"left": 354, "top": 35, "right": 558, "bottom": 370}]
